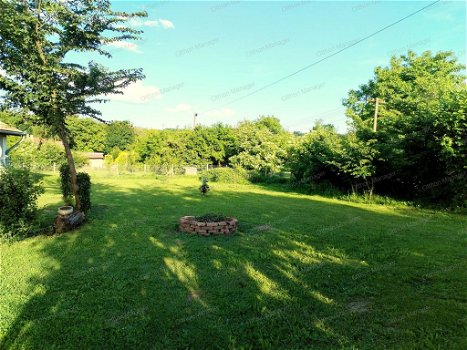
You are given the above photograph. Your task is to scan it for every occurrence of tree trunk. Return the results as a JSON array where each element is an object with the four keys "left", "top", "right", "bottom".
[
  {"left": 364, "top": 177, "right": 374, "bottom": 197},
  {"left": 58, "top": 123, "right": 81, "bottom": 211}
]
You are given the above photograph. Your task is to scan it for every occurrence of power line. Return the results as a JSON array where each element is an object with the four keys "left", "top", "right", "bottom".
[{"left": 223, "top": 0, "right": 442, "bottom": 106}]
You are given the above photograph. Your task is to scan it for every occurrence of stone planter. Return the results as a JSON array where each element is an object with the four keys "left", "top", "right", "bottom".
[
  {"left": 58, "top": 205, "right": 74, "bottom": 216},
  {"left": 179, "top": 216, "right": 238, "bottom": 236}
]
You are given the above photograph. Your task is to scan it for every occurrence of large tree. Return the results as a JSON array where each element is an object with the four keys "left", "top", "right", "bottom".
[
  {"left": 0, "top": 0, "right": 145, "bottom": 210},
  {"left": 344, "top": 51, "right": 466, "bottom": 205},
  {"left": 230, "top": 117, "right": 290, "bottom": 174},
  {"left": 105, "top": 120, "right": 135, "bottom": 153},
  {"left": 67, "top": 116, "right": 106, "bottom": 152}
]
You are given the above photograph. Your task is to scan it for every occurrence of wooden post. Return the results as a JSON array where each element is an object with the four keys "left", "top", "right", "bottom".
[
  {"left": 373, "top": 98, "right": 379, "bottom": 132},
  {"left": 368, "top": 98, "right": 385, "bottom": 132}
]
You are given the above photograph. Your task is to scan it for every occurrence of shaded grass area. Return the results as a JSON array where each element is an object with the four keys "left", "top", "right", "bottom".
[{"left": 1, "top": 174, "right": 466, "bottom": 349}]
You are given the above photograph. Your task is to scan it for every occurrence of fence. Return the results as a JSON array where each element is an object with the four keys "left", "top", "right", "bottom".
[{"left": 12, "top": 161, "right": 224, "bottom": 176}]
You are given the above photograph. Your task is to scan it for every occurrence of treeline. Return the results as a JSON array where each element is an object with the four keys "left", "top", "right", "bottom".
[
  {"left": 290, "top": 52, "right": 466, "bottom": 207},
  {"left": 5, "top": 51, "right": 466, "bottom": 207}
]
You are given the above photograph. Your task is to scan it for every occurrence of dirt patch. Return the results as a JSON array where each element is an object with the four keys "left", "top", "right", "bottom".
[{"left": 347, "top": 300, "right": 371, "bottom": 313}]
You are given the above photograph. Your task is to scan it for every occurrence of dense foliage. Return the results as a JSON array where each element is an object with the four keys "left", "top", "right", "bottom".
[
  {"left": 345, "top": 51, "right": 466, "bottom": 206},
  {"left": 11, "top": 140, "right": 88, "bottom": 169},
  {"left": 230, "top": 119, "right": 291, "bottom": 174},
  {"left": 59, "top": 163, "right": 73, "bottom": 205},
  {"left": 200, "top": 167, "right": 250, "bottom": 184},
  {"left": 76, "top": 172, "right": 91, "bottom": 213},
  {"left": 289, "top": 123, "right": 378, "bottom": 193},
  {"left": 66, "top": 116, "right": 106, "bottom": 152},
  {"left": 105, "top": 121, "right": 136, "bottom": 154},
  {"left": 0, "top": 167, "right": 43, "bottom": 237},
  {"left": 60, "top": 163, "right": 91, "bottom": 212},
  {"left": 290, "top": 51, "right": 466, "bottom": 207}
]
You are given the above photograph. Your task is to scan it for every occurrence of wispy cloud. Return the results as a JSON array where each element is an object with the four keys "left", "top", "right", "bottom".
[
  {"left": 107, "top": 41, "right": 142, "bottom": 53},
  {"left": 128, "top": 18, "right": 175, "bottom": 29},
  {"left": 108, "top": 81, "right": 161, "bottom": 104},
  {"left": 141, "top": 20, "right": 159, "bottom": 27}
]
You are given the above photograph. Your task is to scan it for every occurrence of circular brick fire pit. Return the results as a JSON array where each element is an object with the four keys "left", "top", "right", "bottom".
[{"left": 179, "top": 216, "right": 238, "bottom": 236}]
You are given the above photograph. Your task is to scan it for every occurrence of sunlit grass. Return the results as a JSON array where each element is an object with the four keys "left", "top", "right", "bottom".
[{"left": 1, "top": 173, "right": 466, "bottom": 349}]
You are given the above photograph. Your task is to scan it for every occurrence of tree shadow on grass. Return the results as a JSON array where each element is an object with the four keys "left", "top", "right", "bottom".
[{"left": 1, "top": 179, "right": 466, "bottom": 349}]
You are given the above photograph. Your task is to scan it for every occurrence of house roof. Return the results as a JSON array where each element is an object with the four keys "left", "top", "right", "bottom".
[
  {"left": 0, "top": 121, "right": 26, "bottom": 136},
  {"left": 82, "top": 152, "right": 104, "bottom": 160}
]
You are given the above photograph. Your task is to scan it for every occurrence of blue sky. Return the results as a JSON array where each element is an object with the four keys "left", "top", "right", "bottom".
[{"left": 83, "top": 1, "right": 466, "bottom": 132}]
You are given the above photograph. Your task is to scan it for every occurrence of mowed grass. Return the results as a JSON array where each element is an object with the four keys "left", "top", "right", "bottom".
[{"left": 1, "top": 173, "right": 466, "bottom": 349}]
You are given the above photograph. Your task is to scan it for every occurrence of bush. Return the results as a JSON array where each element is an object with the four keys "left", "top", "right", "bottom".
[
  {"left": 201, "top": 167, "right": 250, "bottom": 184},
  {"left": 59, "top": 163, "right": 91, "bottom": 212},
  {"left": 10, "top": 140, "right": 88, "bottom": 169},
  {"left": 0, "top": 167, "right": 43, "bottom": 237},
  {"left": 59, "top": 163, "right": 73, "bottom": 204},
  {"left": 77, "top": 172, "right": 91, "bottom": 213},
  {"left": 199, "top": 177, "right": 210, "bottom": 195},
  {"left": 73, "top": 152, "right": 89, "bottom": 168},
  {"left": 249, "top": 171, "right": 290, "bottom": 184}
]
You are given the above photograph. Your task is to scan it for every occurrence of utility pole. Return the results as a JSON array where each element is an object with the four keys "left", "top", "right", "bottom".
[
  {"left": 368, "top": 98, "right": 385, "bottom": 132},
  {"left": 193, "top": 113, "right": 198, "bottom": 129}
]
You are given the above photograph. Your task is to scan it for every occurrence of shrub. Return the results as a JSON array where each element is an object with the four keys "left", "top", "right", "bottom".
[
  {"left": 59, "top": 163, "right": 91, "bottom": 212},
  {"left": 0, "top": 167, "right": 43, "bottom": 237},
  {"left": 201, "top": 167, "right": 250, "bottom": 184},
  {"left": 10, "top": 140, "right": 88, "bottom": 169},
  {"left": 73, "top": 152, "right": 89, "bottom": 168},
  {"left": 199, "top": 177, "right": 210, "bottom": 195},
  {"left": 249, "top": 171, "right": 290, "bottom": 184},
  {"left": 77, "top": 172, "right": 91, "bottom": 213},
  {"left": 59, "top": 163, "right": 73, "bottom": 204}
]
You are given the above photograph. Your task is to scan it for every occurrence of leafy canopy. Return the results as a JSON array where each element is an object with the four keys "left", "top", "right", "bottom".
[{"left": 0, "top": 0, "right": 145, "bottom": 130}]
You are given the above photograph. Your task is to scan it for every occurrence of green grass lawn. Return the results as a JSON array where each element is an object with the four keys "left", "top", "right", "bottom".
[{"left": 1, "top": 173, "right": 466, "bottom": 349}]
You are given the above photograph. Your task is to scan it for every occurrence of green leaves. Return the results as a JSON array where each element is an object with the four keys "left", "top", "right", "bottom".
[
  {"left": 288, "top": 123, "right": 378, "bottom": 193},
  {"left": 343, "top": 50, "right": 467, "bottom": 206},
  {"left": 0, "top": 0, "right": 146, "bottom": 124},
  {"left": 230, "top": 117, "right": 290, "bottom": 174},
  {"left": 0, "top": 166, "right": 44, "bottom": 237}
]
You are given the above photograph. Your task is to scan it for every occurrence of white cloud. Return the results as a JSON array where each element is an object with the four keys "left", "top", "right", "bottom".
[
  {"left": 143, "top": 20, "right": 159, "bottom": 27},
  {"left": 158, "top": 19, "right": 175, "bottom": 29},
  {"left": 128, "top": 18, "right": 175, "bottom": 29},
  {"left": 108, "top": 81, "right": 161, "bottom": 104},
  {"left": 108, "top": 41, "right": 142, "bottom": 53},
  {"left": 165, "top": 103, "right": 193, "bottom": 113},
  {"left": 204, "top": 108, "right": 236, "bottom": 118}
]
